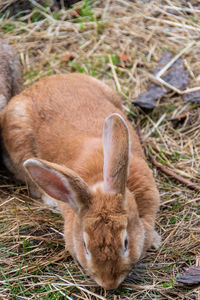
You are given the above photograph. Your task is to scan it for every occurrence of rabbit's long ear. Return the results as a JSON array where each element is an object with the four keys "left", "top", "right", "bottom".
[
  {"left": 24, "top": 159, "right": 91, "bottom": 214},
  {"left": 103, "top": 113, "right": 130, "bottom": 195}
]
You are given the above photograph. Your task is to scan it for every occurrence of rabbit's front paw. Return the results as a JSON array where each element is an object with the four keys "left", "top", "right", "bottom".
[{"left": 151, "top": 230, "right": 161, "bottom": 249}]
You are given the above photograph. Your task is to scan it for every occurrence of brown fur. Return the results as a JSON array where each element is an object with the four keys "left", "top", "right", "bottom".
[
  {"left": 0, "top": 39, "right": 23, "bottom": 112},
  {"left": 0, "top": 73, "right": 160, "bottom": 289}
]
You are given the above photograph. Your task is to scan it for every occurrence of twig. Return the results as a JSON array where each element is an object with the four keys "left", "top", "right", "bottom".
[
  {"left": 52, "top": 284, "right": 73, "bottom": 299},
  {"left": 137, "top": 127, "right": 200, "bottom": 191},
  {"left": 145, "top": 16, "right": 200, "bottom": 32},
  {"left": 145, "top": 113, "right": 166, "bottom": 139},
  {"left": 108, "top": 55, "right": 121, "bottom": 92},
  {"left": 87, "top": 34, "right": 105, "bottom": 58},
  {"left": 55, "top": 277, "right": 106, "bottom": 300}
]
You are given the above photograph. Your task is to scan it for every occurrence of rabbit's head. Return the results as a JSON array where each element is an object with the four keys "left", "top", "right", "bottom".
[
  {"left": 80, "top": 190, "right": 144, "bottom": 289},
  {"left": 23, "top": 114, "right": 145, "bottom": 289}
]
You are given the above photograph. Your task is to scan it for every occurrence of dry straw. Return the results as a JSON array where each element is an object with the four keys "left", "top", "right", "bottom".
[{"left": 0, "top": 0, "right": 199, "bottom": 299}]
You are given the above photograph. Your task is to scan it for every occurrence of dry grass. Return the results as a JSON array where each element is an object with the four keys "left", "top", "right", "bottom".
[{"left": 0, "top": 0, "right": 200, "bottom": 299}]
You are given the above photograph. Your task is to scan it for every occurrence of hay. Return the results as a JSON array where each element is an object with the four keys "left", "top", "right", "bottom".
[{"left": 0, "top": 0, "right": 200, "bottom": 299}]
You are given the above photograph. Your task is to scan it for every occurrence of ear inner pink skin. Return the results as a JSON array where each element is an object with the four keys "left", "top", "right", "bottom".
[
  {"left": 103, "top": 113, "right": 130, "bottom": 195},
  {"left": 24, "top": 159, "right": 91, "bottom": 215}
]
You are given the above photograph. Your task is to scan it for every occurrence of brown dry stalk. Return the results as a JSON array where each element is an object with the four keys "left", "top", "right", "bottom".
[{"left": 137, "top": 127, "right": 200, "bottom": 191}]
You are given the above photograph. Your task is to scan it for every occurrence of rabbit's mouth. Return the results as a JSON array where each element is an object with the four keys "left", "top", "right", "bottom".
[
  {"left": 93, "top": 272, "right": 128, "bottom": 290},
  {"left": 94, "top": 277, "right": 121, "bottom": 290}
]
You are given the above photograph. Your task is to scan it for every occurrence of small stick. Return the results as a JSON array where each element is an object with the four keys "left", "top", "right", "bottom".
[
  {"left": 137, "top": 127, "right": 200, "bottom": 191},
  {"left": 108, "top": 55, "right": 121, "bottom": 93}
]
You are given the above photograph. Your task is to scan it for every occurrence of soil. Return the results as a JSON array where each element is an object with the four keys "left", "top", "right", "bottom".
[{"left": 0, "top": 0, "right": 81, "bottom": 16}]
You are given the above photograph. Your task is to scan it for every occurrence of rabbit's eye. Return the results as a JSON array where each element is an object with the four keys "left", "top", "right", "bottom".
[
  {"left": 83, "top": 241, "right": 90, "bottom": 257},
  {"left": 122, "top": 234, "right": 129, "bottom": 257},
  {"left": 124, "top": 237, "right": 128, "bottom": 251},
  {"left": 83, "top": 232, "right": 91, "bottom": 259},
  {"left": 83, "top": 241, "right": 87, "bottom": 251}
]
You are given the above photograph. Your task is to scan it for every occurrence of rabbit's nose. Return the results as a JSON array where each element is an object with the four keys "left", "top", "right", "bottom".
[
  {"left": 103, "top": 281, "right": 119, "bottom": 290},
  {"left": 95, "top": 278, "right": 119, "bottom": 290}
]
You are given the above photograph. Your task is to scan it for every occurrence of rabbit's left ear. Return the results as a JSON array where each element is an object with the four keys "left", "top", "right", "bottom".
[
  {"left": 24, "top": 158, "right": 91, "bottom": 215},
  {"left": 103, "top": 113, "right": 130, "bottom": 195}
]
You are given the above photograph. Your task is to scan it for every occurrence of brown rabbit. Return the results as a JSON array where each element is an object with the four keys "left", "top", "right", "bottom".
[
  {"left": 0, "top": 73, "right": 160, "bottom": 289},
  {"left": 0, "top": 39, "right": 23, "bottom": 112}
]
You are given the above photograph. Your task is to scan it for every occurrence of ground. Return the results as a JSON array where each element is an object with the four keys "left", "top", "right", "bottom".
[{"left": 0, "top": 0, "right": 199, "bottom": 299}]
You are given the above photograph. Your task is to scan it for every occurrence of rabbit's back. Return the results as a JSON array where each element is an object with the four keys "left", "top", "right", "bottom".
[
  {"left": 2, "top": 74, "right": 143, "bottom": 167},
  {"left": 19, "top": 73, "right": 122, "bottom": 136}
]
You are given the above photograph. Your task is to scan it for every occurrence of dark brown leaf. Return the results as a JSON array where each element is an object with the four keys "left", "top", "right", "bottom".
[
  {"left": 60, "top": 52, "right": 75, "bottom": 62},
  {"left": 132, "top": 86, "right": 164, "bottom": 109},
  {"left": 183, "top": 90, "right": 200, "bottom": 103},
  {"left": 176, "top": 266, "right": 200, "bottom": 285},
  {"left": 69, "top": 8, "right": 81, "bottom": 18},
  {"left": 118, "top": 52, "right": 130, "bottom": 62},
  {"left": 132, "top": 52, "right": 189, "bottom": 110}
]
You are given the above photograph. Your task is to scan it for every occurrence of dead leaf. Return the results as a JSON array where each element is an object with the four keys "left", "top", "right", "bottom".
[
  {"left": 132, "top": 87, "right": 164, "bottom": 109},
  {"left": 118, "top": 52, "right": 130, "bottom": 62},
  {"left": 60, "top": 52, "right": 75, "bottom": 62},
  {"left": 183, "top": 90, "right": 200, "bottom": 103},
  {"left": 176, "top": 266, "right": 200, "bottom": 285},
  {"left": 69, "top": 8, "right": 80, "bottom": 18},
  {"left": 132, "top": 52, "right": 189, "bottom": 110}
]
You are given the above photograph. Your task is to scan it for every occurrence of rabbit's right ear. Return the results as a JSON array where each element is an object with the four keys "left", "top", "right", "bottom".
[
  {"left": 103, "top": 113, "right": 130, "bottom": 195},
  {"left": 23, "top": 158, "right": 91, "bottom": 214}
]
